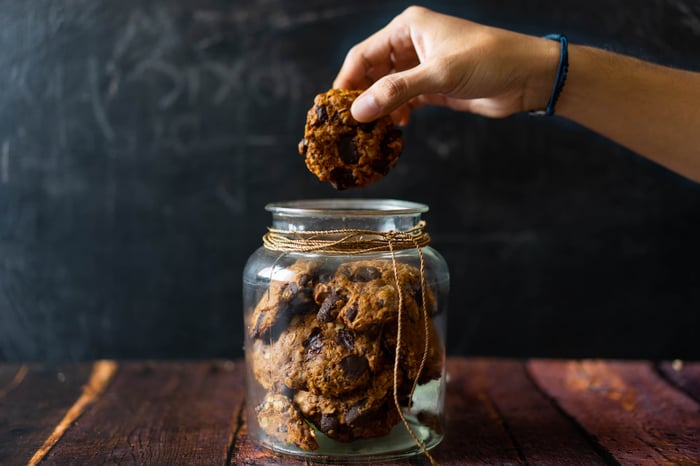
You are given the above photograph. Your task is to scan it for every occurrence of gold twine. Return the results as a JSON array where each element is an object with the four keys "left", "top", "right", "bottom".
[
  {"left": 263, "top": 220, "right": 431, "bottom": 254},
  {"left": 263, "top": 220, "right": 439, "bottom": 466}
]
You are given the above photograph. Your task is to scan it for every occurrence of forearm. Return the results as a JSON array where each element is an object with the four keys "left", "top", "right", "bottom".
[{"left": 555, "top": 45, "right": 700, "bottom": 182}]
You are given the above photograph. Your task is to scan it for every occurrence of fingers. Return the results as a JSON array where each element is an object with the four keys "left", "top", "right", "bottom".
[
  {"left": 333, "top": 11, "right": 419, "bottom": 91},
  {"left": 350, "top": 64, "right": 436, "bottom": 121}
]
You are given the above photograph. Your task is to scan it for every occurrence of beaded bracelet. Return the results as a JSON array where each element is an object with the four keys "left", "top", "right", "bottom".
[{"left": 530, "top": 34, "right": 568, "bottom": 116}]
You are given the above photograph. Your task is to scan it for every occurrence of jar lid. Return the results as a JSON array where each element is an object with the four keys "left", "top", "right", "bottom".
[{"left": 265, "top": 199, "right": 429, "bottom": 217}]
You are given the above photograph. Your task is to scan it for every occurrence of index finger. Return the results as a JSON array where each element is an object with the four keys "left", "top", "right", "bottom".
[{"left": 333, "top": 17, "right": 419, "bottom": 90}]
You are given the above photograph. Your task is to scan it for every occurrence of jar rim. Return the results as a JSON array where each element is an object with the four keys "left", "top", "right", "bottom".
[{"left": 265, "top": 199, "right": 429, "bottom": 216}]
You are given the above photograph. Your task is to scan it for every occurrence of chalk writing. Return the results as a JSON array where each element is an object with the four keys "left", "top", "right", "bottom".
[
  {"left": 1, "top": 141, "right": 9, "bottom": 184},
  {"left": 88, "top": 57, "right": 115, "bottom": 141}
]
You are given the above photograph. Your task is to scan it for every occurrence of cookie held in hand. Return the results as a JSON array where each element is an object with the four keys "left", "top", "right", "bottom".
[{"left": 298, "top": 89, "right": 403, "bottom": 190}]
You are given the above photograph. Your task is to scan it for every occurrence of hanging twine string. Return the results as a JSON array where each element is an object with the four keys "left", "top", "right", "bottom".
[{"left": 263, "top": 220, "right": 439, "bottom": 466}]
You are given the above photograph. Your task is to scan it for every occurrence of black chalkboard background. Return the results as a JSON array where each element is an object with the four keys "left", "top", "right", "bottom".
[{"left": 1, "top": 0, "right": 699, "bottom": 362}]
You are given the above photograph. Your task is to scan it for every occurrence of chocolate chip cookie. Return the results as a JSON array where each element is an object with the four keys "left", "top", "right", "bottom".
[
  {"left": 248, "top": 260, "right": 320, "bottom": 343},
  {"left": 298, "top": 89, "right": 403, "bottom": 190},
  {"left": 255, "top": 393, "right": 318, "bottom": 451},
  {"left": 293, "top": 368, "right": 404, "bottom": 442},
  {"left": 249, "top": 258, "right": 443, "bottom": 450}
]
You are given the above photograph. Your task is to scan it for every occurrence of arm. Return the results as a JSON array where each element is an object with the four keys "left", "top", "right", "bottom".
[
  {"left": 333, "top": 6, "right": 700, "bottom": 183},
  {"left": 556, "top": 45, "right": 700, "bottom": 182}
]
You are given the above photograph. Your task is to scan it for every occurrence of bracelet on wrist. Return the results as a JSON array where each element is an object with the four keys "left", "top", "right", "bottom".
[{"left": 530, "top": 34, "right": 568, "bottom": 116}]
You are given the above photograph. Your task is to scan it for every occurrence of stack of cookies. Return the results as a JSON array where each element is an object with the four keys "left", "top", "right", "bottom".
[{"left": 249, "top": 259, "right": 443, "bottom": 450}]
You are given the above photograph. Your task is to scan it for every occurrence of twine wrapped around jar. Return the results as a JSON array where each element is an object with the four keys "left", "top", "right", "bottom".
[{"left": 263, "top": 220, "right": 439, "bottom": 465}]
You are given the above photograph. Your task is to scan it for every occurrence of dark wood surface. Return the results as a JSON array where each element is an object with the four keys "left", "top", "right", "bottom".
[{"left": 1, "top": 358, "right": 698, "bottom": 465}]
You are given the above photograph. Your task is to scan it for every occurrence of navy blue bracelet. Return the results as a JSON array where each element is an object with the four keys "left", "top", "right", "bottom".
[{"left": 531, "top": 34, "right": 568, "bottom": 116}]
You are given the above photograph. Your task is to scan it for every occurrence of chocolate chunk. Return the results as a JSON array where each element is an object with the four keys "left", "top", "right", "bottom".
[
  {"left": 370, "top": 158, "right": 390, "bottom": 176},
  {"left": 339, "top": 354, "right": 369, "bottom": 380},
  {"left": 381, "top": 128, "right": 402, "bottom": 153},
  {"left": 281, "top": 282, "right": 317, "bottom": 316},
  {"left": 320, "top": 414, "right": 339, "bottom": 434},
  {"left": 359, "top": 121, "right": 376, "bottom": 132},
  {"left": 364, "top": 322, "right": 382, "bottom": 339},
  {"left": 287, "top": 290, "right": 316, "bottom": 315},
  {"left": 280, "top": 385, "right": 294, "bottom": 399},
  {"left": 329, "top": 167, "right": 356, "bottom": 190},
  {"left": 280, "top": 282, "right": 298, "bottom": 301},
  {"left": 251, "top": 311, "right": 268, "bottom": 340},
  {"left": 338, "top": 134, "right": 359, "bottom": 164},
  {"left": 251, "top": 306, "right": 290, "bottom": 342},
  {"left": 251, "top": 279, "right": 319, "bottom": 342},
  {"left": 345, "top": 404, "right": 369, "bottom": 426},
  {"left": 315, "top": 105, "right": 328, "bottom": 124},
  {"left": 336, "top": 328, "right": 355, "bottom": 350},
  {"left": 344, "top": 303, "right": 358, "bottom": 322},
  {"left": 318, "top": 273, "right": 333, "bottom": 284},
  {"left": 381, "top": 337, "right": 396, "bottom": 360},
  {"left": 298, "top": 274, "right": 313, "bottom": 288},
  {"left": 304, "top": 328, "right": 324, "bottom": 359},
  {"left": 316, "top": 301, "right": 333, "bottom": 323},
  {"left": 350, "top": 266, "right": 381, "bottom": 282},
  {"left": 317, "top": 290, "right": 347, "bottom": 322}
]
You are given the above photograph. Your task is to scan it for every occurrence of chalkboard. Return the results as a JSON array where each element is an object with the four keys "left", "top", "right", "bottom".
[{"left": 1, "top": 0, "right": 699, "bottom": 362}]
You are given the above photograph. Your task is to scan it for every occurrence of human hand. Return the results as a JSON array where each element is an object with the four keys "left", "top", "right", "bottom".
[{"left": 333, "top": 6, "right": 560, "bottom": 124}]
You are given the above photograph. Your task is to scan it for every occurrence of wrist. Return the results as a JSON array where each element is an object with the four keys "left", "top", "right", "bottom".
[{"left": 522, "top": 37, "right": 563, "bottom": 113}]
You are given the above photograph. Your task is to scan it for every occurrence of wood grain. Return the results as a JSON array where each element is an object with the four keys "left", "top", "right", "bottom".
[
  {"left": 529, "top": 359, "right": 700, "bottom": 465},
  {"left": 430, "top": 358, "right": 522, "bottom": 465},
  {"left": 28, "top": 360, "right": 117, "bottom": 465},
  {"left": 466, "top": 358, "right": 608, "bottom": 465},
  {"left": 2, "top": 358, "right": 699, "bottom": 465},
  {"left": 0, "top": 363, "right": 94, "bottom": 466},
  {"left": 42, "top": 360, "right": 245, "bottom": 465},
  {"left": 658, "top": 360, "right": 700, "bottom": 403}
]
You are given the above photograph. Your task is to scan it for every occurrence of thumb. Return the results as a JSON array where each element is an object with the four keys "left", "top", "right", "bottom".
[{"left": 351, "top": 65, "right": 434, "bottom": 122}]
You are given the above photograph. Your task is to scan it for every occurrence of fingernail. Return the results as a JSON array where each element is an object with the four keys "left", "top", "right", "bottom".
[{"left": 352, "top": 93, "right": 380, "bottom": 121}]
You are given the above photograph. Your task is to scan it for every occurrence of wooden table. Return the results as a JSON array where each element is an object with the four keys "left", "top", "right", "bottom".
[{"left": 1, "top": 358, "right": 698, "bottom": 465}]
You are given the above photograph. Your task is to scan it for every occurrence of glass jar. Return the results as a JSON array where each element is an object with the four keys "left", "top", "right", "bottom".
[{"left": 242, "top": 199, "right": 449, "bottom": 462}]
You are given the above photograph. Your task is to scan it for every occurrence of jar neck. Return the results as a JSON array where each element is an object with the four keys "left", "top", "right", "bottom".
[{"left": 266, "top": 199, "right": 428, "bottom": 233}]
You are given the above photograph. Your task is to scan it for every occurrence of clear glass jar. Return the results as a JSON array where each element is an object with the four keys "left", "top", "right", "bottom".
[{"left": 242, "top": 199, "right": 449, "bottom": 462}]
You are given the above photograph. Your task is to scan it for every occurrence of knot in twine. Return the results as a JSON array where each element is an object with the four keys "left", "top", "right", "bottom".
[{"left": 263, "top": 219, "right": 439, "bottom": 465}]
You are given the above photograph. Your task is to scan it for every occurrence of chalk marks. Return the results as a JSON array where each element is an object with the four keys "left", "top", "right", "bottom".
[
  {"left": 425, "top": 135, "right": 460, "bottom": 160},
  {"left": 111, "top": 7, "right": 179, "bottom": 65},
  {"left": 216, "top": 184, "right": 245, "bottom": 215},
  {"left": 193, "top": 5, "right": 355, "bottom": 34},
  {"left": 1, "top": 141, "right": 8, "bottom": 184},
  {"left": 670, "top": 0, "right": 700, "bottom": 35},
  {"left": 128, "top": 59, "right": 185, "bottom": 110},
  {"left": 88, "top": 58, "right": 115, "bottom": 141}
]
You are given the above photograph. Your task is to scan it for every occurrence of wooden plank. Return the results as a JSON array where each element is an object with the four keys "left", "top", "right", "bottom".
[
  {"left": 465, "top": 358, "right": 608, "bottom": 465},
  {"left": 430, "top": 358, "right": 523, "bottom": 465},
  {"left": 0, "top": 364, "right": 27, "bottom": 396},
  {"left": 0, "top": 363, "right": 94, "bottom": 466},
  {"left": 43, "top": 360, "right": 245, "bottom": 465},
  {"left": 658, "top": 360, "right": 700, "bottom": 403},
  {"left": 528, "top": 359, "right": 700, "bottom": 465}
]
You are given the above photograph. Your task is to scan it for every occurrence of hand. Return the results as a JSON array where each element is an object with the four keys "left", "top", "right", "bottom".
[{"left": 333, "top": 6, "right": 560, "bottom": 124}]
